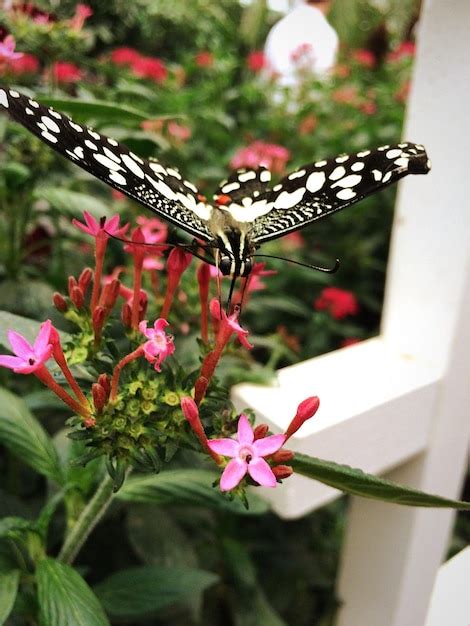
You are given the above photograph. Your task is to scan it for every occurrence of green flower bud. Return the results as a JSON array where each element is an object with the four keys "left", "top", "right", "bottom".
[{"left": 162, "top": 391, "right": 180, "bottom": 406}]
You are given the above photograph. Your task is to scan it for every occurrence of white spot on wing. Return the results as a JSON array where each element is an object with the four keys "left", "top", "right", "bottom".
[
  {"left": 41, "top": 131, "right": 58, "bottom": 143},
  {"left": 273, "top": 184, "right": 282, "bottom": 191},
  {"left": 386, "top": 148, "right": 402, "bottom": 159},
  {"left": 149, "top": 162, "right": 167, "bottom": 176},
  {"left": 184, "top": 180, "right": 198, "bottom": 193},
  {"left": 260, "top": 170, "right": 271, "bottom": 182},
  {"left": 288, "top": 169, "right": 306, "bottom": 180},
  {"left": 9, "top": 90, "right": 20, "bottom": 98},
  {"left": 351, "top": 162, "right": 365, "bottom": 171},
  {"left": 167, "top": 167, "right": 182, "bottom": 179},
  {"left": 336, "top": 188, "right": 356, "bottom": 200},
  {"left": 274, "top": 187, "right": 306, "bottom": 209},
  {"left": 109, "top": 172, "right": 127, "bottom": 185},
  {"left": 49, "top": 109, "right": 61, "bottom": 119},
  {"left": 108, "top": 138, "right": 118, "bottom": 146},
  {"left": 372, "top": 169, "right": 382, "bottom": 181},
  {"left": 226, "top": 199, "right": 272, "bottom": 222},
  {"left": 306, "top": 171, "right": 326, "bottom": 193},
  {"left": 315, "top": 160, "right": 327, "bottom": 167},
  {"left": 382, "top": 172, "right": 392, "bottom": 182},
  {"left": 69, "top": 120, "right": 83, "bottom": 132},
  {"left": 130, "top": 152, "right": 144, "bottom": 164},
  {"left": 41, "top": 116, "right": 60, "bottom": 133},
  {"left": 122, "top": 154, "right": 145, "bottom": 179},
  {"left": 222, "top": 181, "right": 240, "bottom": 193},
  {"left": 104, "top": 147, "right": 121, "bottom": 163},
  {"left": 28, "top": 99, "right": 40, "bottom": 108},
  {"left": 394, "top": 157, "right": 409, "bottom": 168},
  {"left": 0, "top": 90, "right": 9, "bottom": 108},
  {"left": 85, "top": 140, "right": 98, "bottom": 150},
  {"left": 93, "top": 153, "right": 123, "bottom": 171},
  {"left": 88, "top": 129, "right": 100, "bottom": 140},
  {"left": 238, "top": 171, "right": 256, "bottom": 182},
  {"left": 329, "top": 166, "right": 346, "bottom": 181},
  {"left": 74, "top": 146, "right": 85, "bottom": 159},
  {"left": 357, "top": 150, "right": 370, "bottom": 157},
  {"left": 332, "top": 174, "right": 362, "bottom": 189},
  {"left": 336, "top": 155, "right": 349, "bottom": 163}
]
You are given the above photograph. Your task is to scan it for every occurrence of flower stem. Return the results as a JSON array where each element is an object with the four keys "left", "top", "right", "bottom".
[
  {"left": 90, "top": 235, "right": 107, "bottom": 312},
  {"left": 58, "top": 472, "right": 118, "bottom": 565},
  {"left": 109, "top": 346, "right": 143, "bottom": 401},
  {"left": 34, "top": 366, "right": 90, "bottom": 418}
]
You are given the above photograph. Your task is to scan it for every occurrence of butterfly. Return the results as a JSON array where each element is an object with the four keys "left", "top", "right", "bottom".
[{"left": 0, "top": 87, "right": 431, "bottom": 283}]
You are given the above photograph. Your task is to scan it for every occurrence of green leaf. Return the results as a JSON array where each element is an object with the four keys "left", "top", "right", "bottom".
[
  {"left": 37, "top": 558, "right": 109, "bottom": 626},
  {"left": 34, "top": 187, "right": 111, "bottom": 218},
  {"left": 0, "top": 569, "right": 20, "bottom": 625},
  {"left": 0, "top": 387, "right": 64, "bottom": 485},
  {"left": 94, "top": 565, "right": 218, "bottom": 618},
  {"left": 37, "top": 97, "right": 150, "bottom": 123},
  {"left": 117, "top": 469, "right": 269, "bottom": 515},
  {"left": 0, "top": 517, "right": 36, "bottom": 540},
  {"left": 0, "top": 311, "right": 70, "bottom": 351},
  {"left": 291, "top": 454, "right": 470, "bottom": 509}
]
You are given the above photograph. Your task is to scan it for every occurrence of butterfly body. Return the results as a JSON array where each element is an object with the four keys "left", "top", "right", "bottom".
[{"left": 0, "top": 86, "right": 431, "bottom": 280}]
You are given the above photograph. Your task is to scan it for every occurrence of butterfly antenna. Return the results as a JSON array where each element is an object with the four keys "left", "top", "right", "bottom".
[
  {"left": 226, "top": 274, "right": 238, "bottom": 314},
  {"left": 253, "top": 254, "right": 340, "bottom": 274}
]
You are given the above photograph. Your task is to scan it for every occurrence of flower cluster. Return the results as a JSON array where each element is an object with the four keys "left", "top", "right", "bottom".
[
  {"left": 230, "top": 140, "right": 291, "bottom": 174},
  {"left": 110, "top": 46, "right": 167, "bottom": 83},
  {"left": 0, "top": 209, "right": 323, "bottom": 497},
  {"left": 314, "top": 286, "right": 359, "bottom": 320}
]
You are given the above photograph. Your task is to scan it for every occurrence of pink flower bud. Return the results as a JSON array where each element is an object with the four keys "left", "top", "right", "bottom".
[
  {"left": 71, "top": 286, "right": 85, "bottom": 309},
  {"left": 284, "top": 396, "right": 320, "bottom": 441},
  {"left": 272, "top": 465, "right": 293, "bottom": 480},
  {"left": 181, "top": 396, "right": 199, "bottom": 424},
  {"left": 271, "top": 448, "right": 294, "bottom": 463},
  {"left": 53, "top": 292, "right": 68, "bottom": 312},
  {"left": 167, "top": 248, "right": 192, "bottom": 276},
  {"left": 197, "top": 262, "right": 211, "bottom": 295},
  {"left": 253, "top": 424, "right": 269, "bottom": 440},
  {"left": 97, "top": 373, "right": 110, "bottom": 399},
  {"left": 84, "top": 417, "right": 96, "bottom": 428},
  {"left": 78, "top": 267, "right": 93, "bottom": 293}
]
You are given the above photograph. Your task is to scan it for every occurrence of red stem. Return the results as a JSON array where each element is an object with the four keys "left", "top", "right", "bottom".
[
  {"left": 110, "top": 346, "right": 143, "bottom": 402},
  {"left": 34, "top": 366, "right": 90, "bottom": 418}
]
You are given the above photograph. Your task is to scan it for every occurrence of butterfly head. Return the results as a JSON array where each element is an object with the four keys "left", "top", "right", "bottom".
[{"left": 215, "top": 229, "right": 253, "bottom": 278}]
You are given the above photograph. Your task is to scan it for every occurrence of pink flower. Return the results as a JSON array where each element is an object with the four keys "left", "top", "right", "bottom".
[
  {"left": 352, "top": 49, "right": 376, "bottom": 68},
  {"left": 230, "top": 140, "right": 290, "bottom": 174},
  {"left": 72, "top": 211, "right": 129, "bottom": 240},
  {"left": 290, "top": 42, "right": 313, "bottom": 63},
  {"left": 69, "top": 4, "right": 93, "bottom": 31},
  {"left": 0, "top": 320, "right": 53, "bottom": 374},
  {"left": 50, "top": 61, "right": 83, "bottom": 83},
  {"left": 388, "top": 41, "right": 415, "bottom": 63},
  {"left": 314, "top": 287, "right": 359, "bottom": 320},
  {"left": 195, "top": 51, "right": 214, "bottom": 68},
  {"left": 138, "top": 319, "right": 175, "bottom": 372},
  {"left": 209, "top": 299, "right": 253, "bottom": 350},
  {"left": 360, "top": 100, "right": 377, "bottom": 115},
  {"left": 136, "top": 216, "right": 168, "bottom": 244},
  {"left": 110, "top": 47, "right": 141, "bottom": 66},
  {"left": 208, "top": 414, "right": 286, "bottom": 491},
  {"left": 167, "top": 121, "right": 191, "bottom": 142},
  {"left": 247, "top": 50, "right": 266, "bottom": 72},
  {"left": 8, "top": 53, "right": 39, "bottom": 75},
  {"left": 246, "top": 262, "right": 276, "bottom": 293},
  {"left": 132, "top": 56, "right": 167, "bottom": 83},
  {"left": 0, "top": 36, "right": 23, "bottom": 62}
]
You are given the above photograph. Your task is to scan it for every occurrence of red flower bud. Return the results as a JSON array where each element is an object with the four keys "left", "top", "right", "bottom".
[
  {"left": 92, "top": 382, "right": 107, "bottom": 412},
  {"left": 92, "top": 306, "right": 106, "bottom": 334},
  {"left": 271, "top": 448, "right": 294, "bottom": 463},
  {"left": 102, "top": 278, "right": 121, "bottom": 311},
  {"left": 68, "top": 276, "right": 78, "bottom": 298},
  {"left": 53, "top": 292, "right": 68, "bottom": 312},
  {"left": 97, "top": 373, "right": 110, "bottom": 399},
  {"left": 121, "top": 302, "right": 132, "bottom": 327},
  {"left": 272, "top": 465, "right": 293, "bottom": 480},
  {"left": 167, "top": 248, "right": 192, "bottom": 276},
  {"left": 181, "top": 396, "right": 199, "bottom": 424},
  {"left": 284, "top": 396, "right": 320, "bottom": 441},
  {"left": 71, "top": 286, "right": 85, "bottom": 309},
  {"left": 253, "top": 423, "right": 269, "bottom": 440},
  {"left": 78, "top": 267, "right": 93, "bottom": 293}
]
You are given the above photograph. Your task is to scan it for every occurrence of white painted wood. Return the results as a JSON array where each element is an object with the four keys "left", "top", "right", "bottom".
[
  {"left": 425, "top": 547, "right": 470, "bottom": 626},
  {"left": 233, "top": 337, "right": 440, "bottom": 518}
]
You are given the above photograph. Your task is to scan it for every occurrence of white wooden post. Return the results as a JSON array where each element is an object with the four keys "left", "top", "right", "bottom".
[
  {"left": 232, "top": 0, "right": 470, "bottom": 622},
  {"left": 336, "top": 1, "right": 470, "bottom": 624}
]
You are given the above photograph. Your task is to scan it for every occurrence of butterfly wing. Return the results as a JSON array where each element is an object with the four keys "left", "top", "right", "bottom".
[
  {"left": 216, "top": 166, "right": 272, "bottom": 202},
  {"left": 0, "top": 87, "right": 213, "bottom": 241},
  {"left": 245, "top": 143, "right": 431, "bottom": 244}
]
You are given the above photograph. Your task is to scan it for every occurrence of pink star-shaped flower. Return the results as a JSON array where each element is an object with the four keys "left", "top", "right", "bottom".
[
  {"left": 0, "top": 320, "right": 53, "bottom": 374},
  {"left": 72, "top": 211, "right": 128, "bottom": 240},
  {"left": 139, "top": 319, "right": 175, "bottom": 372},
  {"left": 209, "top": 299, "right": 253, "bottom": 349},
  {"left": 207, "top": 414, "right": 285, "bottom": 491}
]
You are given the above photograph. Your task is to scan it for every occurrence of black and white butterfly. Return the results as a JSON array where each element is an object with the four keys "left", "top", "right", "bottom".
[{"left": 0, "top": 87, "right": 431, "bottom": 281}]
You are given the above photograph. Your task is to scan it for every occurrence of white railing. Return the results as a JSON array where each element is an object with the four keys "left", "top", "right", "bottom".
[{"left": 232, "top": 1, "right": 470, "bottom": 624}]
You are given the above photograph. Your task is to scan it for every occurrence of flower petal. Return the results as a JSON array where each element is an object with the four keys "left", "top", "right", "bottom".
[
  {"left": 7, "top": 330, "right": 33, "bottom": 358},
  {"left": 153, "top": 318, "right": 169, "bottom": 332},
  {"left": 237, "top": 414, "right": 254, "bottom": 445},
  {"left": 247, "top": 457, "right": 277, "bottom": 488},
  {"left": 253, "top": 434, "right": 286, "bottom": 457},
  {"left": 0, "top": 355, "right": 24, "bottom": 370},
  {"left": 34, "top": 320, "right": 52, "bottom": 353},
  {"left": 138, "top": 320, "right": 149, "bottom": 336},
  {"left": 207, "top": 438, "right": 239, "bottom": 457},
  {"left": 220, "top": 458, "right": 247, "bottom": 491}
]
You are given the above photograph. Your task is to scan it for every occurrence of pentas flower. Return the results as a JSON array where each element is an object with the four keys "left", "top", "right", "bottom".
[
  {"left": 132, "top": 56, "right": 167, "bottom": 83},
  {"left": 388, "top": 41, "right": 415, "bottom": 63},
  {"left": 167, "top": 121, "right": 191, "bottom": 143},
  {"left": 160, "top": 248, "right": 192, "bottom": 319},
  {"left": 69, "top": 4, "right": 93, "bottom": 31},
  {"left": 352, "top": 49, "right": 376, "bottom": 68},
  {"left": 208, "top": 415, "right": 286, "bottom": 491},
  {"left": 210, "top": 299, "right": 252, "bottom": 350},
  {"left": 0, "top": 320, "right": 53, "bottom": 374},
  {"left": 247, "top": 50, "right": 266, "bottom": 72},
  {"left": 314, "top": 286, "right": 359, "bottom": 320},
  {"left": 230, "top": 141, "right": 290, "bottom": 174},
  {"left": 195, "top": 51, "right": 214, "bottom": 68},
  {"left": 7, "top": 53, "right": 39, "bottom": 75},
  {"left": 0, "top": 36, "right": 23, "bottom": 62},
  {"left": 72, "top": 212, "right": 129, "bottom": 240},
  {"left": 110, "top": 47, "right": 141, "bottom": 66},
  {"left": 50, "top": 61, "right": 83, "bottom": 84},
  {"left": 139, "top": 319, "right": 175, "bottom": 372}
]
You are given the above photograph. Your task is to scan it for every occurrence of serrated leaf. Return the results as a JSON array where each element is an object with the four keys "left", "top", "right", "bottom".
[
  {"left": 0, "top": 387, "right": 64, "bottom": 484},
  {"left": 94, "top": 565, "right": 218, "bottom": 618},
  {"left": 37, "top": 97, "right": 150, "bottom": 123},
  {"left": 290, "top": 453, "right": 470, "bottom": 509},
  {"left": 117, "top": 469, "right": 269, "bottom": 515},
  {"left": 36, "top": 558, "right": 109, "bottom": 626},
  {"left": 0, "top": 569, "right": 20, "bottom": 625},
  {"left": 34, "top": 187, "right": 111, "bottom": 218},
  {"left": 0, "top": 311, "right": 70, "bottom": 351}
]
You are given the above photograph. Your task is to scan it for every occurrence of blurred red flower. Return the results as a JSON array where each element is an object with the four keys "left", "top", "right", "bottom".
[
  {"left": 167, "top": 121, "right": 191, "bottom": 142},
  {"left": 298, "top": 113, "right": 318, "bottom": 135},
  {"left": 247, "top": 50, "right": 266, "bottom": 72},
  {"left": 8, "top": 53, "right": 39, "bottom": 75},
  {"left": 195, "top": 51, "right": 214, "bottom": 68},
  {"left": 334, "top": 63, "right": 350, "bottom": 78},
  {"left": 360, "top": 100, "right": 377, "bottom": 115},
  {"left": 50, "top": 61, "right": 83, "bottom": 83},
  {"left": 230, "top": 140, "right": 290, "bottom": 174},
  {"left": 352, "top": 49, "right": 376, "bottom": 68},
  {"left": 388, "top": 41, "right": 415, "bottom": 62},
  {"left": 314, "top": 287, "right": 359, "bottom": 320},
  {"left": 332, "top": 85, "right": 358, "bottom": 105},
  {"left": 110, "top": 47, "right": 141, "bottom": 66},
  {"left": 132, "top": 56, "right": 167, "bottom": 83},
  {"left": 69, "top": 4, "right": 92, "bottom": 31}
]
